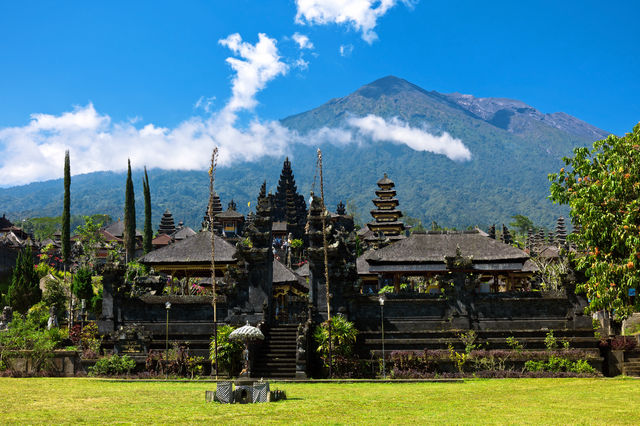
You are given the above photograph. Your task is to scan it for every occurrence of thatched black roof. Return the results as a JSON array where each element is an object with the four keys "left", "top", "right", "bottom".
[
  {"left": 173, "top": 226, "right": 197, "bottom": 240},
  {"left": 366, "top": 230, "right": 529, "bottom": 264},
  {"left": 293, "top": 262, "right": 309, "bottom": 277},
  {"left": 216, "top": 209, "right": 244, "bottom": 219},
  {"left": 139, "top": 231, "right": 236, "bottom": 264},
  {"left": 104, "top": 220, "right": 142, "bottom": 238}
]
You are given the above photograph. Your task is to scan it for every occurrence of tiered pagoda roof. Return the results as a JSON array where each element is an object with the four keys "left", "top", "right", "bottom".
[
  {"left": 273, "top": 158, "right": 307, "bottom": 238},
  {"left": 367, "top": 173, "right": 405, "bottom": 241},
  {"left": 158, "top": 209, "right": 176, "bottom": 235},
  {"left": 202, "top": 191, "right": 223, "bottom": 233}
]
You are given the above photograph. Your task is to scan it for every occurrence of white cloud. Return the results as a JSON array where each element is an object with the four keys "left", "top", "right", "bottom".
[
  {"left": 339, "top": 44, "right": 354, "bottom": 57},
  {"left": 347, "top": 115, "right": 472, "bottom": 161},
  {"left": 295, "top": 0, "right": 414, "bottom": 43},
  {"left": 218, "top": 33, "right": 288, "bottom": 114},
  {"left": 194, "top": 96, "right": 216, "bottom": 113},
  {"left": 292, "top": 32, "right": 314, "bottom": 50}
]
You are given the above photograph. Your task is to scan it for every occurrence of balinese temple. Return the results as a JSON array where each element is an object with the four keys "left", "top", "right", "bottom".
[
  {"left": 215, "top": 200, "right": 245, "bottom": 239},
  {"left": 366, "top": 173, "right": 405, "bottom": 244},
  {"left": 201, "top": 191, "right": 223, "bottom": 234},
  {"left": 357, "top": 230, "right": 532, "bottom": 294},
  {"left": 273, "top": 158, "right": 307, "bottom": 239},
  {"left": 139, "top": 231, "right": 236, "bottom": 278},
  {"left": 158, "top": 209, "right": 176, "bottom": 235}
]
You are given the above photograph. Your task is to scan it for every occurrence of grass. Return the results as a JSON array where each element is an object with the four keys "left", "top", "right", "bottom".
[{"left": 0, "top": 378, "right": 639, "bottom": 424}]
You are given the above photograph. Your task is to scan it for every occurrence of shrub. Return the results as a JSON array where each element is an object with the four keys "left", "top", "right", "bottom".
[
  {"left": 544, "top": 330, "right": 558, "bottom": 350},
  {"left": 186, "top": 356, "right": 205, "bottom": 379},
  {"left": 88, "top": 354, "right": 135, "bottom": 376},
  {"left": 26, "top": 302, "right": 50, "bottom": 329},
  {"left": 524, "top": 355, "right": 596, "bottom": 374},
  {"left": 72, "top": 268, "right": 94, "bottom": 302},
  {"left": 610, "top": 336, "right": 637, "bottom": 351},
  {"left": 7, "top": 246, "right": 42, "bottom": 314},
  {"left": 42, "top": 276, "right": 68, "bottom": 316},
  {"left": 210, "top": 325, "right": 243, "bottom": 376},
  {"left": 0, "top": 316, "right": 58, "bottom": 372},
  {"left": 313, "top": 314, "right": 358, "bottom": 367},
  {"left": 506, "top": 336, "right": 524, "bottom": 351}
]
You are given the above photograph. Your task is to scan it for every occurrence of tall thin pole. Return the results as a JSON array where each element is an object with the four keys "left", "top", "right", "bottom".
[
  {"left": 209, "top": 147, "right": 219, "bottom": 378},
  {"left": 317, "top": 149, "right": 332, "bottom": 377},
  {"left": 381, "top": 301, "right": 385, "bottom": 379}
]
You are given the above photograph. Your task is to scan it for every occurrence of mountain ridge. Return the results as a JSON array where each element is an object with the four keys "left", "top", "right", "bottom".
[{"left": 0, "top": 76, "right": 606, "bottom": 233}]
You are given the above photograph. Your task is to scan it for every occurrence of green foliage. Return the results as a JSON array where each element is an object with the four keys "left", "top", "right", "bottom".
[
  {"left": 8, "top": 246, "right": 42, "bottom": 314},
  {"left": 506, "top": 336, "right": 524, "bottom": 352},
  {"left": 549, "top": 123, "right": 640, "bottom": 320},
  {"left": 448, "top": 344, "right": 468, "bottom": 373},
  {"left": 72, "top": 267, "right": 94, "bottom": 302},
  {"left": 88, "top": 354, "right": 136, "bottom": 376},
  {"left": 26, "top": 302, "right": 50, "bottom": 329},
  {"left": 75, "top": 215, "right": 106, "bottom": 267},
  {"left": 142, "top": 167, "right": 153, "bottom": 254},
  {"left": 90, "top": 288, "right": 103, "bottom": 317},
  {"left": 313, "top": 314, "right": 358, "bottom": 366},
  {"left": 186, "top": 356, "right": 205, "bottom": 379},
  {"left": 125, "top": 260, "right": 147, "bottom": 282},
  {"left": 544, "top": 330, "right": 558, "bottom": 351},
  {"left": 0, "top": 316, "right": 64, "bottom": 372},
  {"left": 209, "top": 325, "right": 243, "bottom": 375},
  {"left": 524, "top": 355, "right": 596, "bottom": 374},
  {"left": 509, "top": 214, "right": 537, "bottom": 237},
  {"left": 459, "top": 330, "right": 479, "bottom": 354},
  {"left": 124, "top": 159, "right": 136, "bottom": 260},
  {"left": 42, "top": 274, "right": 68, "bottom": 316},
  {"left": 62, "top": 150, "right": 71, "bottom": 264},
  {"left": 290, "top": 238, "right": 303, "bottom": 249}
]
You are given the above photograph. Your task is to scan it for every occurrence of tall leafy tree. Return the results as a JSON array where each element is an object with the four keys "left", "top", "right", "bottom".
[
  {"left": 123, "top": 159, "right": 136, "bottom": 261},
  {"left": 71, "top": 267, "right": 95, "bottom": 302},
  {"left": 142, "top": 167, "right": 153, "bottom": 254},
  {"left": 62, "top": 150, "right": 71, "bottom": 264},
  {"left": 7, "top": 246, "right": 42, "bottom": 314},
  {"left": 549, "top": 123, "right": 640, "bottom": 320}
]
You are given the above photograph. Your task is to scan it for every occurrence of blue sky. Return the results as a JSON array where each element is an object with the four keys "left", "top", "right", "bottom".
[{"left": 0, "top": 1, "right": 638, "bottom": 186}]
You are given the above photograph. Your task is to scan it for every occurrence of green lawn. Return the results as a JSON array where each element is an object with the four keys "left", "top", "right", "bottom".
[{"left": 0, "top": 378, "right": 639, "bottom": 424}]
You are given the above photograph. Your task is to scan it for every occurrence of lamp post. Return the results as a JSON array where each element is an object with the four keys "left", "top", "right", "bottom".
[
  {"left": 379, "top": 296, "right": 385, "bottom": 379},
  {"left": 165, "top": 301, "right": 171, "bottom": 378}
]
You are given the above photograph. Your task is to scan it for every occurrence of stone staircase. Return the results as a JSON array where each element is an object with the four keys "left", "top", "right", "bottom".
[
  {"left": 252, "top": 324, "right": 298, "bottom": 378},
  {"left": 622, "top": 352, "right": 640, "bottom": 377}
]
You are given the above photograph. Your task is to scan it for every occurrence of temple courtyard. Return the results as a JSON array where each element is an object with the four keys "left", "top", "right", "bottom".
[{"left": 0, "top": 378, "right": 639, "bottom": 424}]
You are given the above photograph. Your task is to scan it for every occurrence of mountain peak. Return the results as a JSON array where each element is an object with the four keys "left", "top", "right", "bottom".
[{"left": 355, "top": 75, "right": 426, "bottom": 99}]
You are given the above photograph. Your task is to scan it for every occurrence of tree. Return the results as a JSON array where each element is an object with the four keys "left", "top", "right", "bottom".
[
  {"left": 62, "top": 150, "right": 71, "bottom": 264},
  {"left": 7, "top": 246, "right": 42, "bottom": 314},
  {"left": 142, "top": 167, "right": 153, "bottom": 254},
  {"left": 549, "top": 123, "right": 640, "bottom": 320},
  {"left": 71, "top": 267, "right": 94, "bottom": 302},
  {"left": 509, "top": 214, "right": 535, "bottom": 235},
  {"left": 75, "top": 215, "right": 106, "bottom": 267},
  {"left": 123, "top": 159, "right": 136, "bottom": 261}
]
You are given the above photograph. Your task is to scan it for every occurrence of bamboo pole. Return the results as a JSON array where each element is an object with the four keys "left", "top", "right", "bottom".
[
  {"left": 317, "top": 148, "right": 332, "bottom": 377},
  {"left": 208, "top": 147, "right": 219, "bottom": 378}
]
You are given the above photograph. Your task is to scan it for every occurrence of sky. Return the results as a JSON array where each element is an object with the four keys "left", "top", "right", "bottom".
[{"left": 0, "top": 1, "right": 638, "bottom": 186}]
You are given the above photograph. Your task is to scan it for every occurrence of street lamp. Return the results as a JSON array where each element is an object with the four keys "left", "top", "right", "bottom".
[
  {"left": 379, "top": 296, "right": 385, "bottom": 379},
  {"left": 165, "top": 301, "right": 171, "bottom": 377}
]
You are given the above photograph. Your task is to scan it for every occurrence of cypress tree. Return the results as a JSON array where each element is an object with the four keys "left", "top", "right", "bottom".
[
  {"left": 7, "top": 246, "right": 42, "bottom": 314},
  {"left": 142, "top": 167, "right": 152, "bottom": 254},
  {"left": 124, "top": 159, "right": 136, "bottom": 261},
  {"left": 62, "top": 150, "right": 71, "bottom": 264}
]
